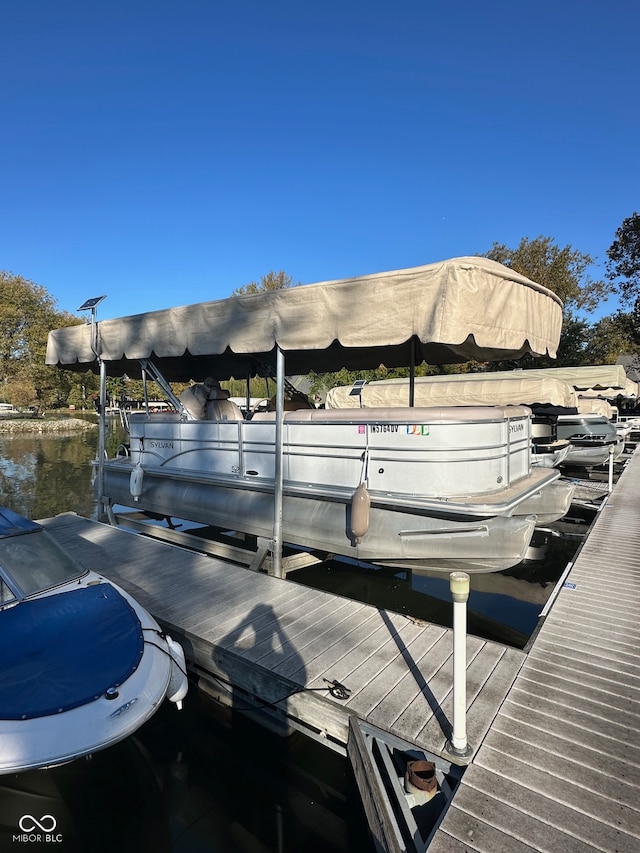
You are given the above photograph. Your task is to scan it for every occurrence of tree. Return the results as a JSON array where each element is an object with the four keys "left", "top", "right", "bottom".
[
  {"left": 483, "top": 236, "right": 612, "bottom": 313},
  {"left": 232, "top": 270, "right": 297, "bottom": 296},
  {"left": 0, "top": 271, "right": 84, "bottom": 410},
  {"left": 588, "top": 311, "right": 640, "bottom": 364},
  {"left": 606, "top": 212, "right": 640, "bottom": 306}
]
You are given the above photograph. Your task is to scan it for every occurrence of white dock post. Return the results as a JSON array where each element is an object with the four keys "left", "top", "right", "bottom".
[
  {"left": 608, "top": 444, "right": 615, "bottom": 492},
  {"left": 446, "top": 571, "right": 473, "bottom": 759}
]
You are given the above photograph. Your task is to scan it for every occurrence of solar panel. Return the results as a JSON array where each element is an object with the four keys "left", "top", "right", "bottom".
[{"left": 77, "top": 295, "right": 107, "bottom": 311}]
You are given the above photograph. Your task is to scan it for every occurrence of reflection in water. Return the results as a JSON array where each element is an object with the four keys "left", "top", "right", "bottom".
[
  {"left": 0, "top": 415, "right": 128, "bottom": 520},
  {"left": 0, "top": 419, "right": 99, "bottom": 520}
]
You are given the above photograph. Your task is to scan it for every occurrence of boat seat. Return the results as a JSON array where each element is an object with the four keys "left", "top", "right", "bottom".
[
  {"left": 180, "top": 379, "right": 244, "bottom": 421},
  {"left": 205, "top": 398, "right": 244, "bottom": 421},
  {"left": 179, "top": 385, "right": 208, "bottom": 419}
]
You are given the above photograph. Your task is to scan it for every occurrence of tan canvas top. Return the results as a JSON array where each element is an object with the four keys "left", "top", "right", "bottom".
[
  {"left": 46, "top": 256, "right": 563, "bottom": 380},
  {"left": 504, "top": 364, "right": 636, "bottom": 395},
  {"left": 326, "top": 375, "right": 578, "bottom": 409},
  {"left": 576, "top": 397, "right": 614, "bottom": 417}
]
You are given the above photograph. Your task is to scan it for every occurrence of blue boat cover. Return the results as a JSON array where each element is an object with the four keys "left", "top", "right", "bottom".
[
  {"left": 0, "top": 583, "right": 145, "bottom": 720},
  {"left": 0, "top": 505, "right": 41, "bottom": 538}
]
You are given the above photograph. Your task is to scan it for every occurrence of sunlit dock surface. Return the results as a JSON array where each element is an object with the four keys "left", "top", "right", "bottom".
[
  {"left": 40, "top": 513, "right": 524, "bottom": 763},
  {"left": 429, "top": 447, "right": 640, "bottom": 853},
  {"left": 39, "top": 445, "right": 639, "bottom": 852}
]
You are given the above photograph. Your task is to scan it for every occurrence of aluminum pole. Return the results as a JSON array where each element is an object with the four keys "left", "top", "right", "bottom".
[
  {"left": 272, "top": 346, "right": 285, "bottom": 578},
  {"left": 96, "top": 358, "right": 107, "bottom": 521}
]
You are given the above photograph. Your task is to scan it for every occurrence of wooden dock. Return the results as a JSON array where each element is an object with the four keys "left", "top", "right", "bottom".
[
  {"left": 41, "top": 513, "right": 523, "bottom": 763},
  {"left": 39, "top": 447, "right": 640, "bottom": 852},
  {"left": 427, "top": 448, "right": 640, "bottom": 853}
]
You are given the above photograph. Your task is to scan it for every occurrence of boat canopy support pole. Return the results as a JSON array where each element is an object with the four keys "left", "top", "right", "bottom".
[
  {"left": 245, "top": 365, "right": 252, "bottom": 419},
  {"left": 272, "top": 346, "right": 285, "bottom": 578},
  {"left": 139, "top": 358, "right": 185, "bottom": 413},
  {"left": 96, "top": 358, "right": 107, "bottom": 521},
  {"left": 409, "top": 339, "right": 415, "bottom": 407}
]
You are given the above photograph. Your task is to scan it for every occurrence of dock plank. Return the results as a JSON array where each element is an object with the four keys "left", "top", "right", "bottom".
[
  {"left": 430, "top": 448, "right": 640, "bottom": 853},
  {"left": 342, "top": 623, "right": 446, "bottom": 702},
  {"left": 508, "top": 679, "right": 640, "bottom": 732},
  {"left": 440, "top": 766, "right": 631, "bottom": 853},
  {"left": 350, "top": 632, "right": 453, "bottom": 722},
  {"left": 476, "top": 744, "right": 640, "bottom": 838},
  {"left": 491, "top": 714, "right": 640, "bottom": 786},
  {"left": 515, "top": 667, "right": 640, "bottom": 721},
  {"left": 305, "top": 618, "right": 432, "bottom": 694}
]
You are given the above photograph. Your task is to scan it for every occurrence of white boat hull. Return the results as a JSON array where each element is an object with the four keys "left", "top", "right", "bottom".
[
  {"left": 98, "top": 406, "right": 572, "bottom": 573},
  {"left": 103, "top": 461, "right": 539, "bottom": 572},
  {"left": 557, "top": 414, "right": 623, "bottom": 467},
  {"left": 0, "top": 571, "right": 187, "bottom": 775}
]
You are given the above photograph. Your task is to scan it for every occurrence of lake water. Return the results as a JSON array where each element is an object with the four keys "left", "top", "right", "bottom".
[{"left": 0, "top": 417, "right": 588, "bottom": 851}]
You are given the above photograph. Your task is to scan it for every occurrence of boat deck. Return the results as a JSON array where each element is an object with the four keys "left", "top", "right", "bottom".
[
  {"left": 428, "top": 447, "right": 640, "bottom": 852},
  {"left": 41, "top": 515, "right": 524, "bottom": 763}
]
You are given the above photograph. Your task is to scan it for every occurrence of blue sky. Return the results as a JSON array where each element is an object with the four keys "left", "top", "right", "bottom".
[{"left": 2, "top": 1, "right": 638, "bottom": 322}]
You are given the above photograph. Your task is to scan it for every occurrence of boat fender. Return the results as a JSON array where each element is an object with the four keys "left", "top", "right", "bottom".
[
  {"left": 350, "top": 482, "right": 370, "bottom": 544},
  {"left": 129, "top": 462, "right": 144, "bottom": 501},
  {"left": 166, "top": 635, "right": 188, "bottom": 710}
]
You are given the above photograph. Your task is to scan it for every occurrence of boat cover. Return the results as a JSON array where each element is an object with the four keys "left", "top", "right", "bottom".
[
  {"left": 45, "top": 257, "right": 563, "bottom": 379},
  {"left": 576, "top": 397, "right": 614, "bottom": 418},
  {"left": 0, "top": 583, "right": 144, "bottom": 720},
  {"left": 326, "top": 375, "right": 578, "bottom": 410},
  {"left": 0, "top": 506, "right": 41, "bottom": 537},
  {"left": 498, "top": 365, "right": 637, "bottom": 396}
]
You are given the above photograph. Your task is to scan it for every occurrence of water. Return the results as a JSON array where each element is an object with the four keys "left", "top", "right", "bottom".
[
  {"left": 0, "top": 694, "right": 367, "bottom": 852},
  {"left": 0, "top": 417, "right": 587, "bottom": 851}
]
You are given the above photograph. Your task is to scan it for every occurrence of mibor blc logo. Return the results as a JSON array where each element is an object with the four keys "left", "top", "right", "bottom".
[{"left": 14, "top": 814, "right": 63, "bottom": 844}]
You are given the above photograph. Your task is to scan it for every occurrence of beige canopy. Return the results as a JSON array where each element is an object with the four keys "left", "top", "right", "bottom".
[
  {"left": 576, "top": 397, "right": 614, "bottom": 418},
  {"left": 505, "top": 364, "right": 636, "bottom": 396},
  {"left": 326, "top": 374, "right": 578, "bottom": 410},
  {"left": 46, "top": 256, "right": 563, "bottom": 380}
]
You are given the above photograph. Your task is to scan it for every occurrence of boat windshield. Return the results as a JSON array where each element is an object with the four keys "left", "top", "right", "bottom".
[
  {"left": 0, "top": 576, "right": 16, "bottom": 606},
  {"left": 0, "top": 529, "right": 87, "bottom": 598}
]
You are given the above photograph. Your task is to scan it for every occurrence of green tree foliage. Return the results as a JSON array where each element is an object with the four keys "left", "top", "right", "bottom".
[
  {"left": 307, "top": 363, "right": 476, "bottom": 401},
  {"left": 232, "top": 270, "right": 297, "bottom": 296},
  {"left": 588, "top": 311, "right": 640, "bottom": 363},
  {"left": 0, "top": 271, "right": 88, "bottom": 410},
  {"left": 483, "top": 236, "right": 612, "bottom": 313},
  {"left": 606, "top": 212, "right": 640, "bottom": 306}
]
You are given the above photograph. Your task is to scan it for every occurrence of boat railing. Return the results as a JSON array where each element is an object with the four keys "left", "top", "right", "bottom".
[{"left": 127, "top": 406, "right": 533, "bottom": 498}]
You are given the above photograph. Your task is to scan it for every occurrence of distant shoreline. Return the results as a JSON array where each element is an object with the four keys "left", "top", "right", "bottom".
[{"left": 0, "top": 417, "right": 98, "bottom": 433}]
